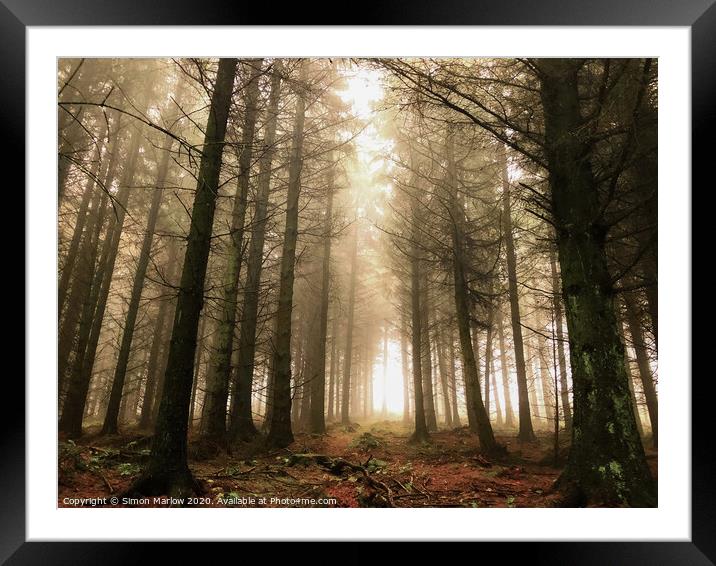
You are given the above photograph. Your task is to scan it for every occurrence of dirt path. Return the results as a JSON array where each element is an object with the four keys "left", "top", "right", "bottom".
[{"left": 58, "top": 420, "right": 656, "bottom": 508}]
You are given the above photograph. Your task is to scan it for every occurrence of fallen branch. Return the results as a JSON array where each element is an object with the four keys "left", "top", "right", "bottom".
[
  {"left": 97, "top": 470, "right": 114, "bottom": 493},
  {"left": 286, "top": 453, "right": 396, "bottom": 507}
]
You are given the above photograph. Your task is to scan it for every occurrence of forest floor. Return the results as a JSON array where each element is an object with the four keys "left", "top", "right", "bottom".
[{"left": 58, "top": 420, "right": 658, "bottom": 508}]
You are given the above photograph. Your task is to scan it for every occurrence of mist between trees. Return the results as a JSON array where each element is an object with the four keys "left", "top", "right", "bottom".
[{"left": 57, "top": 57, "right": 658, "bottom": 508}]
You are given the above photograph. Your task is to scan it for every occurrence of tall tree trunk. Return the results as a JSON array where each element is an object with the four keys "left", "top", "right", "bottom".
[
  {"left": 632, "top": 96, "right": 658, "bottom": 350},
  {"left": 484, "top": 305, "right": 495, "bottom": 422},
  {"left": 496, "top": 306, "right": 516, "bottom": 428},
  {"left": 58, "top": 187, "right": 109, "bottom": 433},
  {"left": 59, "top": 127, "right": 142, "bottom": 437},
  {"left": 58, "top": 105, "right": 86, "bottom": 204},
  {"left": 642, "top": 274, "right": 658, "bottom": 351},
  {"left": 499, "top": 145, "right": 534, "bottom": 441},
  {"left": 539, "top": 59, "right": 654, "bottom": 506},
  {"left": 101, "top": 143, "right": 172, "bottom": 435},
  {"left": 139, "top": 241, "right": 179, "bottom": 429},
  {"left": 309, "top": 159, "right": 335, "bottom": 433},
  {"left": 364, "top": 340, "right": 373, "bottom": 418},
  {"left": 341, "top": 225, "right": 359, "bottom": 425},
  {"left": 58, "top": 185, "right": 103, "bottom": 402},
  {"left": 536, "top": 326, "right": 556, "bottom": 426},
  {"left": 623, "top": 290, "right": 658, "bottom": 448},
  {"left": 299, "top": 312, "right": 315, "bottom": 429},
  {"left": 526, "top": 340, "right": 541, "bottom": 425},
  {"left": 58, "top": 119, "right": 109, "bottom": 315},
  {"left": 128, "top": 58, "right": 237, "bottom": 497},
  {"left": 333, "top": 349, "right": 341, "bottom": 421},
  {"left": 381, "top": 327, "right": 389, "bottom": 417},
  {"left": 490, "top": 358, "right": 503, "bottom": 427},
  {"left": 266, "top": 61, "right": 308, "bottom": 449},
  {"left": 230, "top": 64, "right": 282, "bottom": 441},
  {"left": 435, "top": 326, "right": 453, "bottom": 428},
  {"left": 351, "top": 346, "right": 362, "bottom": 418},
  {"left": 189, "top": 315, "right": 208, "bottom": 432},
  {"left": 447, "top": 331, "right": 460, "bottom": 427},
  {"left": 484, "top": 328, "right": 492, "bottom": 418},
  {"left": 199, "top": 60, "right": 263, "bottom": 442},
  {"left": 446, "top": 129, "right": 498, "bottom": 453},
  {"left": 408, "top": 208, "right": 429, "bottom": 443},
  {"left": 262, "top": 354, "right": 276, "bottom": 432},
  {"left": 550, "top": 249, "right": 572, "bottom": 430},
  {"left": 327, "top": 314, "right": 338, "bottom": 422},
  {"left": 420, "top": 274, "right": 438, "bottom": 432},
  {"left": 400, "top": 311, "right": 412, "bottom": 424},
  {"left": 58, "top": 120, "right": 120, "bottom": 398},
  {"left": 620, "top": 320, "right": 645, "bottom": 439},
  {"left": 139, "top": 266, "right": 175, "bottom": 429}
]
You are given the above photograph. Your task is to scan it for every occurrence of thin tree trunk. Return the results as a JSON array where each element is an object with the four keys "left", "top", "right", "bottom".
[
  {"left": 139, "top": 241, "right": 179, "bottom": 430},
  {"left": 435, "top": 326, "right": 453, "bottom": 428},
  {"left": 381, "top": 326, "right": 389, "bottom": 417},
  {"left": 58, "top": 185, "right": 104, "bottom": 401},
  {"left": 620, "top": 320, "right": 645, "bottom": 439},
  {"left": 200, "top": 60, "right": 263, "bottom": 441},
  {"left": 150, "top": 277, "right": 182, "bottom": 428},
  {"left": 623, "top": 290, "right": 658, "bottom": 448},
  {"left": 266, "top": 61, "right": 308, "bottom": 449},
  {"left": 490, "top": 358, "right": 503, "bottom": 428},
  {"left": 58, "top": 119, "right": 108, "bottom": 315},
  {"left": 189, "top": 315, "right": 208, "bottom": 432},
  {"left": 447, "top": 330, "right": 461, "bottom": 427},
  {"left": 299, "top": 312, "right": 315, "bottom": 429},
  {"left": 420, "top": 274, "right": 438, "bottom": 432},
  {"left": 482, "top": 345, "right": 490, "bottom": 420},
  {"left": 400, "top": 310, "right": 411, "bottom": 424},
  {"left": 497, "top": 306, "right": 515, "bottom": 428},
  {"left": 446, "top": 129, "right": 498, "bottom": 452},
  {"left": 341, "top": 225, "right": 359, "bottom": 425},
  {"left": 59, "top": 127, "right": 141, "bottom": 437},
  {"left": 230, "top": 64, "right": 282, "bottom": 441},
  {"left": 58, "top": 105, "right": 86, "bottom": 204},
  {"left": 101, "top": 143, "right": 172, "bottom": 435},
  {"left": 550, "top": 249, "right": 572, "bottom": 430},
  {"left": 536, "top": 323, "right": 556, "bottom": 426},
  {"left": 309, "top": 159, "right": 335, "bottom": 433},
  {"left": 408, "top": 207, "right": 429, "bottom": 443},
  {"left": 327, "top": 313, "right": 338, "bottom": 422},
  {"left": 262, "top": 354, "right": 276, "bottom": 432},
  {"left": 334, "top": 349, "right": 342, "bottom": 423},
  {"left": 499, "top": 145, "right": 534, "bottom": 441},
  {"left": 58, "top": 119, "right": 120, "bottom": 397},
  {"left": 485, "top": 306, "right": 502, "bottom": 426},
  {"left": 58, "top": 187, "right": 109, "bottom": 433}
]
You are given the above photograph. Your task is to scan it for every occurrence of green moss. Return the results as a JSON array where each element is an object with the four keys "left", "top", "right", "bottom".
[
  {"left": 582, "top": 353, "right": 593, "bottom": 378},
  {"left": 609, "top": 461, "right": 623, "bottom": 477},
  {"left": 587, "top": 389, "right": 597, "bottom": 409}
]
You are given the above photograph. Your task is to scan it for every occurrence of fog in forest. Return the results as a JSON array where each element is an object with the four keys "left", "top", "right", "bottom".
[{"left": 58, "top": 57, "right": 658, "bottom": 508}]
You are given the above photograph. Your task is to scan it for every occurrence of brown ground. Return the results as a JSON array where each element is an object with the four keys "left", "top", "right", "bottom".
[{"left": 58, "top": 420, "right": 657, "bottom": 508}]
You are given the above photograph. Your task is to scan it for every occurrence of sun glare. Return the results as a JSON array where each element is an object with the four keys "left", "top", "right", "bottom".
[
  {"left": 372, "top": 340, "right": 406, "bottom": 415},
  {"left": 340, "top": 68, "right": 384, "bottom": 119}
]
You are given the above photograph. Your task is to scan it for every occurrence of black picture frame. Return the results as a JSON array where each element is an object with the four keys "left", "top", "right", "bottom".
[{"left": 8, "top": 1, "right": 706, "bottom": 563}]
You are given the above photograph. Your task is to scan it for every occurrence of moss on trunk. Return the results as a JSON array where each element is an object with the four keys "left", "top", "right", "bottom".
[{"left": 539, "top": 59, "right": 655, "bottom": 507}]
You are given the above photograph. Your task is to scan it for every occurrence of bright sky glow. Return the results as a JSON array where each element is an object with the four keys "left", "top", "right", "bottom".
[
  {"left": 372, "top": 340, "right": 406, "bottom": 415},
  {"left": 339, "top": 67, "right": 384, "bottom": 119}
]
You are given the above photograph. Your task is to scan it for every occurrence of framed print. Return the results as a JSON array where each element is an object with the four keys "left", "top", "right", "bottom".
[{"left": 9, "top": 0, "right": 708, "bottom": 563}]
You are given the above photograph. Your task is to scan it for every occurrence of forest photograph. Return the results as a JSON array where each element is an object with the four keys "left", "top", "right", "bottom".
[{"left": 57, "top": 56, "right": 658, "bottom": 509}]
